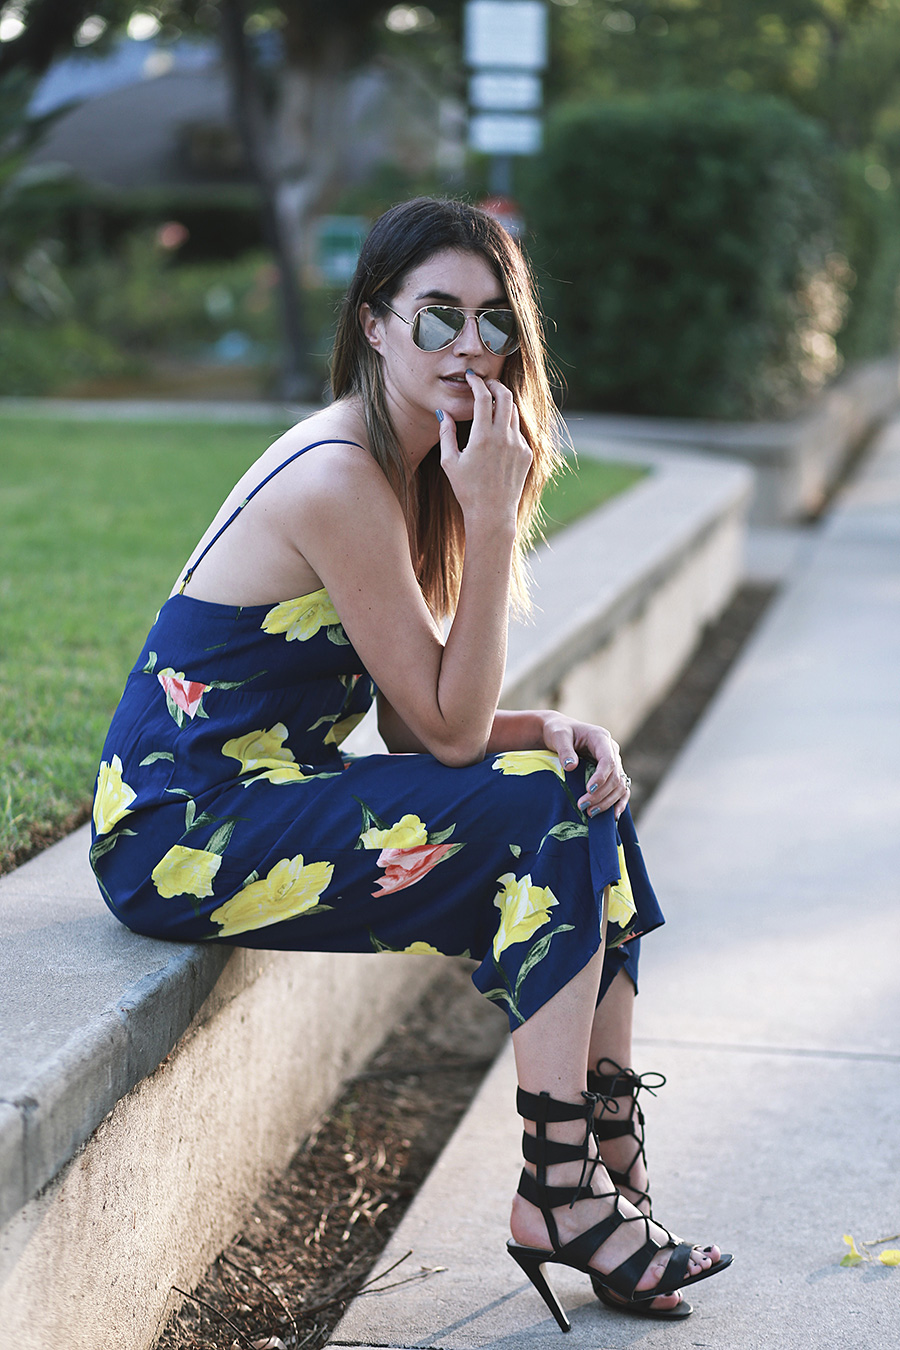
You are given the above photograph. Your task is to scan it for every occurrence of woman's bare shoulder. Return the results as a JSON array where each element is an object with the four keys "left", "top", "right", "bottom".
[
  {"left": 265, "top": 408, "right": 387, "bottom": 493},
  {"left": 264, "top": 429, "right": 401, "bottom": 533}
]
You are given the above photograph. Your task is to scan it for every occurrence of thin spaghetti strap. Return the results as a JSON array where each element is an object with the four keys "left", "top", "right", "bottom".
[{"left": 177, "top": 438, "right": 364, "bottom": 594}]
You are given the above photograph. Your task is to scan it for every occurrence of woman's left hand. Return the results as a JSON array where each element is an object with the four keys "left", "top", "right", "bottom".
[{"left": 541, "top": 712, "right": 631, "bottom": 820}]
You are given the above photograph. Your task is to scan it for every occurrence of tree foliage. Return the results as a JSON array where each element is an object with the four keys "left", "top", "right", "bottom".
[{"left": 548, "top": 0, "right": 900, "bottom": 166}]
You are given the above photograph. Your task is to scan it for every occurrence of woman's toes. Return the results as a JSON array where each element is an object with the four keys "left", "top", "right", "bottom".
[
  {"left": 650, "top": 1291, "right": 684, "bottom": 1311},
  {"left": 687, "top": 1244, "right": 718, "bottom": 1274}
]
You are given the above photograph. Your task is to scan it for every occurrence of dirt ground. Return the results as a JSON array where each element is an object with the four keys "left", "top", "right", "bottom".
[{"left": 155, "top": 583, "right": 776, "bottom": 1350}]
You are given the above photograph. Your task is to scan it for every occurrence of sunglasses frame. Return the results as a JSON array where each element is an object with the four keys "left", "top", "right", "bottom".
[{"left": 382, "top": 302, "right": 519, "bottom": 356}]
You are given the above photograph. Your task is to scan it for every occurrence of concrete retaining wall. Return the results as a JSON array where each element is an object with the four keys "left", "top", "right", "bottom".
[
  {"left": 0, "top": 443, "right": 752, "bottom": 1350},
  {"left": 568, "top": 357, "right": 900, "bottom": 525}
]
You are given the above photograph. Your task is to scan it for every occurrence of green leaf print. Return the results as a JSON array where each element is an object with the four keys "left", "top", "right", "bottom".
[
  {"left": 539, "top": 821, "right": 589, "bottom": 850},
  {"left": 185, "top": 809, "right": 222, "bottom": 834},
  {"left": 206, "top": 670, "right": 267, "bottom": 691},
  {"left": 509, "top": 843, "right": 522, "bottom": 858},
  {"left": 428, "top": 823, "right": 457, "bottom": 845},
  {"left": 514, "top": 924, "right": 575, "bottom": 1003},
  {"left": 484, "top": 987, "right": 525, "bottom": 1026},
  {"left": 206, "top": 820, "right": 237, "bottom": 856},
  {"left": 309, "top": 713, "right": 340, "bottom": 731},
  {"left": 142, "top": 652, "right": 158, "bottom": 674},
  {"left": 326, "top": 624, "right": 350, "bottom": 646},
  {"left": 139, "top": 751, "right": 175, "bottom": 767},
  {"left": 353, "top": 796, "right": 391, "bottom": 844},
  {"left": 89, "top": 828, "right": 137, "bottom": 866}
]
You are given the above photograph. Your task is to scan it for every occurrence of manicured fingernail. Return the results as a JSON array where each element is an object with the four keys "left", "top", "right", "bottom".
[
  {"left": 587, "top": 782, "right": 597, "bottom": 793},
  {"left": 466, "top": 367, "right": 474, "bottom": 376},
  {"left": 588, "top": 806, "right": 599, "bottom": 818},
  {"left": 435, "top": 409, "right": 444, "bottom": 422},
  {"left": 563, "top": 757, "right": 576, "bottom": 767}
]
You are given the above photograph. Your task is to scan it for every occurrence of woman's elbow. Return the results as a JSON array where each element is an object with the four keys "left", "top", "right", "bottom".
[{"left": 429, "top": 733, "right": 488, "bottom": 768}]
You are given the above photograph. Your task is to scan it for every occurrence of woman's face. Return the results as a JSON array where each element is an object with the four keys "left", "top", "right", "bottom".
[{"left": 362, "top": 248, "right": 510, "bottom": 427}]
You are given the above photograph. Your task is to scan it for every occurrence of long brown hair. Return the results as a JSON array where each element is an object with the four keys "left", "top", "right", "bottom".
[{"left": 330, "top": 197, "right": 566, "bottom": 618}]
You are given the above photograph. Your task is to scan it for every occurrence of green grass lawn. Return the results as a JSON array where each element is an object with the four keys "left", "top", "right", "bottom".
[{"left": 0, "top": 415, "right": 644, "bottom": 871}]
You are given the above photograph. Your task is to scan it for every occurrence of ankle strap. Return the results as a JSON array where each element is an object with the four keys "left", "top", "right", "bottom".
[
  {"left": 516, "top": 1167, "right": 601, "bottom": 1212},
  {"left": 516, "top": 1087, "right": 598, "bottom": 1124},
  {"left": 588, "top": 1060, "right": 666, "bottom": 1099},
  {"left": 522, "top": 1130, "right": 588, "bottom": 1168}
]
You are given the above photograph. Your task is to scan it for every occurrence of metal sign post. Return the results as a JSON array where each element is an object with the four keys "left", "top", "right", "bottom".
[{"left": 464, "top": 0, "right": 548, "bottom": 197}]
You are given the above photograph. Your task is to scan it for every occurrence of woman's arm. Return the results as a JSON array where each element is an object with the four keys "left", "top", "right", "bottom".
[
  {"left": 489, "top": 708, "right": 631, "bottom": 819},
  {"left": 289, "top": 374, "right": 532, "bottom": 768},
  {"left": 379, "top": 695, "right": 631, "bottom": 821}
]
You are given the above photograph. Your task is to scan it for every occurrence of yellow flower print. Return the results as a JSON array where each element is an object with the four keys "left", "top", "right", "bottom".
[
  {"left": 400, "top": 941, "right": 442, "bottom": 955},
  {"left": 210, "top": 854, "right": 333, "bottom": 938},
  {"left": 222, "top": 723, "right": 311, "bottom": 785},
  {"left": 608, "top": 844, "right": 637, "bottom": 927},
  {"left": 360, "top": 813, "right": 429, "bottom": 850},
  {"left": 323, "top": 711, "right": 365, "bottom": 746},
  {"left": 152, "top": 844, "right": 221, "bottom": 899},
  {"left": 492, "top": 872, "right": 559, "bottom": 961},
  {"left": 492, "top": 750, "right": 565, "bottom": 781},
  {"left": 261, "top": 591, "right": 340, "bottom": 642},
  {"left": 93, "top": 754, "right": 137, "bottom": 835}
]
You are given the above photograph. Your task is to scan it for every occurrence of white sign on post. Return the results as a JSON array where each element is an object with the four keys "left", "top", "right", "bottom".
[
  {"left": 465, "top": 0, "right": 548, "bottom": 163},
  {"left": 469, "top": 112, "right": 542, "bottom": 155},
  {"left": 464, "top": 1, "right": 549, "bottom": 70},
  {"left": 470, "top": 71, "right": 542, "bottom": 111}
]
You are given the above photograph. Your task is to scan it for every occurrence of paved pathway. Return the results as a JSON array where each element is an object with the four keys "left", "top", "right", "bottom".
[{"left": 331, "top": 419, "right": 900, "bottom": 1350}]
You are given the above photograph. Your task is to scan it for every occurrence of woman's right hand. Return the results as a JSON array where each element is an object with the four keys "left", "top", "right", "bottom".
[{"left": 436, "top": 371, "right": 532, "bottom": 527}]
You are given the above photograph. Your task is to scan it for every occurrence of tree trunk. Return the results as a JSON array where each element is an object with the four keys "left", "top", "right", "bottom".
[
  {"left": 218, "top": 0, "right": 316, "bottom": 401},
  {"left": 270, "top": 57, "right": 355, "bottom": 276}
]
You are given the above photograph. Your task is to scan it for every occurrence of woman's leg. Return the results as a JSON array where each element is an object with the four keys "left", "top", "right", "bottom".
[
  {"left": 589, "top": 967, "right": 685, "bottom": 1312},
  {"left": 508, "top": 904, "right": 720, "bottom": 1297},
  {"left": 591, "top": 968, "right": 650, "bottom": 1208},
  {"left": 589, "top": 965, "right": 636, "bottom": 1072}
]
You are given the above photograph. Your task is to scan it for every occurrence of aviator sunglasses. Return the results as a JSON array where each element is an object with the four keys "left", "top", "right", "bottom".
[{"left": 383, "top": 302, "right": 519, "bottom": 356}]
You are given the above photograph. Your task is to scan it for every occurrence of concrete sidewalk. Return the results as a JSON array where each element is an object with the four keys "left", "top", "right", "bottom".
[{"left": 331, "top": 420, "right": 900, "bottom": 1349}]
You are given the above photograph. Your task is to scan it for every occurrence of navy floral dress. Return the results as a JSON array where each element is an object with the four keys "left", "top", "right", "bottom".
[{"left": 91, "top": 441, "right": 664, "bottom": 1029}]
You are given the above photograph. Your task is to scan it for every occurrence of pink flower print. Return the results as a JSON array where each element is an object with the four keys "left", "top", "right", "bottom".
[
  {"left": 158, "top": 668, "right": 209, "bottom": 722},
  {"left": 372, "top": 842, "right": 456, "bottom": 897}
]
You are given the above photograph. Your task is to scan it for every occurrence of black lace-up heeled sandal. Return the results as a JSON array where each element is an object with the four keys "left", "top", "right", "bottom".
[
  {"left": 507, "top": 1087, "right": 732, "bottom": 1333},
  {"left": 587, "top": 1058, "right": 665, "bottom": 1213},
  {"left": 587, "top": 1060, "right": 694, "bottom": 1320}
]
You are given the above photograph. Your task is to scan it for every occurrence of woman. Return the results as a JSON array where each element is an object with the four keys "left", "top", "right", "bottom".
[{"left": 91, "top": 197, "right": 731, "bottom": 1325}]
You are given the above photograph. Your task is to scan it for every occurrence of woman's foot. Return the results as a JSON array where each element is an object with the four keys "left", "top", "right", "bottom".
[
  {"left": 593, "top": 1080, "right": 685, "bottom": 1312},
  {"left": 510, "top": 1126, "right": 721, "bottom": 1302}
]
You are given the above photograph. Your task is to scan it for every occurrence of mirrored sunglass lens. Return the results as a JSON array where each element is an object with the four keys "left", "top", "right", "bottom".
[
  {"left": 478, "top": 311, "right": 517, "bottom": 354},
  {"left": 414, "top": 307, "right": 464, "bottom": 350}
]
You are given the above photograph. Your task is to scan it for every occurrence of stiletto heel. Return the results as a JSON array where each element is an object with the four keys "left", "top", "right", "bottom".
[
  {"left": 507, "top": 1244, "right": 571, "bottom": 1332},
  {"left": 506, "top": 1087, "right": 732, "bottom": 1331}
]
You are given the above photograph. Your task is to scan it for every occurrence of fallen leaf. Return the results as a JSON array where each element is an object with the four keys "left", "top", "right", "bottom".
[{"left": 878, "top": 1250, "right": 900, "bottom": 1266}]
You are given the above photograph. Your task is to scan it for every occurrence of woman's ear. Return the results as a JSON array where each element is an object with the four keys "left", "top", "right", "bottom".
[{"left": 359, "top": 303, "right": 383, "bottom": 352}]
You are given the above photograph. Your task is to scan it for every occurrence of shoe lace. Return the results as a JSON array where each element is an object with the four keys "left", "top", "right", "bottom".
[{"left": 570, "top": 1089, "right": 605, "bottom": 1209}]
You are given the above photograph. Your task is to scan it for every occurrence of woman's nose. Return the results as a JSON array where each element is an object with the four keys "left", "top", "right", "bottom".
[{"left": 452, "top": 315, "right": 482, "bottom": 355}]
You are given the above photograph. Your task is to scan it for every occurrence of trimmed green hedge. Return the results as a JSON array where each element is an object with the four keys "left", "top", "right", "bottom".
[
  {"left": 522, "top": 93, "right": 842, "bottom": 418},
  {"left": 836, "top": 156, "right": 900, "bottom": 363}
]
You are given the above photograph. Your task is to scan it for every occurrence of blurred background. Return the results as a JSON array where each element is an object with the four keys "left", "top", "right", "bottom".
[{"left": 1, "top": 0, "right": 899, "bottom": 415}]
